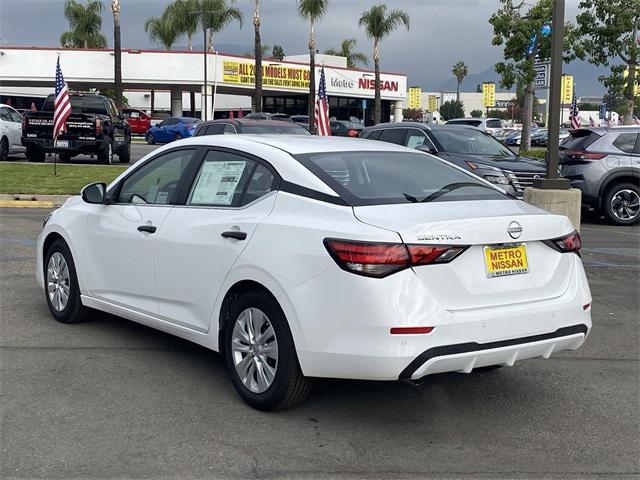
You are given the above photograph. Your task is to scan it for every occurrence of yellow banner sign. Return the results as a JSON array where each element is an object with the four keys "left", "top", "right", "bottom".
[
  {"left": 223, "top": 61, "right": 310, "bottom": 89},
  {"left": 408, "top": 87, "right": 422, "bottom": 109},
  {"left": 561, "top": 75, "right": 573, "bottom": 104},
  {"left": 482, "top": 82, "right": 496, "bottom": 108},
  {"left": 427, "top": 95, "right": 438, "bottom": 113}
]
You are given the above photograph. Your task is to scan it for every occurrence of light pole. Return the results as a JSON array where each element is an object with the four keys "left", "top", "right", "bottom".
[
  {"left": 189, "top": 10, "right": 225, "bottom": 121},
  {"left": 534, "top": 0, "right": 569, "bottom": 189}
]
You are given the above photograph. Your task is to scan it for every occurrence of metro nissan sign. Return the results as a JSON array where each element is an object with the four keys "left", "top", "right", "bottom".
[{"left": 324, "top": 68, "right": 407, "bottom": 100}]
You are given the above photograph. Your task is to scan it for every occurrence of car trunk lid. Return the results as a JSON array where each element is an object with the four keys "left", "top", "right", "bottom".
[{"left": 353, "top": 200, "right": 577, "bottom": 311}]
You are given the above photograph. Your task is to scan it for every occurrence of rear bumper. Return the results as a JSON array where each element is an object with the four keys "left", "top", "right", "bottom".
[
  {"left": 288, "top": 254, "right": 592, "bottom": 381},
  {"left": 22, "top": 136, "right": 109, "bottom": 153},
  {"left": 401, "top": 324, "right": 587, "bottom": 380}
]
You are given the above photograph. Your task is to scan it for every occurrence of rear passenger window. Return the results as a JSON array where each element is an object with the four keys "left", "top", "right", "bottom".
[
  {"left": 223, "top": 124, "right": 237, "bottom": 134},
  {"left": 379, "top": 128, "right": 407, "bottom": 145},
  {"left": 363, "top": 130, "right": 382, "bottom": 140},
  {"left": 486, "top": 120, "right": 502, "bottom": 128},
  {"left": 205, "top": 124, "right": 225, "bottom": 135},
  {"left": 188, "top": 151, "right": 275, "bottom": 207},
  {"left": 612, "top": 133, "right": 638, "bottom": 153}
]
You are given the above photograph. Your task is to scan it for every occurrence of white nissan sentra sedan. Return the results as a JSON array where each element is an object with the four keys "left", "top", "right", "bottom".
[{"left": 37, "top": 135, "right": 592, "bottom": 410}]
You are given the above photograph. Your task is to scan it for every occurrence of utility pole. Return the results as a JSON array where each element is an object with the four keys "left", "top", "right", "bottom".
[{"left": 534, "top": 0, "right": 569, "bottom": 189}]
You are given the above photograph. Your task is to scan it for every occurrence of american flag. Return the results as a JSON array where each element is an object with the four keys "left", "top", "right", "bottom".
[
  {"left": 314, "top": 66, "right": 331, "bottom": 136},
  {"left": 53, "top": 57, "right": 71, "bottom": 141},
  {"left": 569, "top": 87, "right": 581, "bottom": 129}
]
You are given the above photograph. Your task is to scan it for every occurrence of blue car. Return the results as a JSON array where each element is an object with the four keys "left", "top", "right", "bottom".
[{"left": 145, "top": 117, "right": 201, "bottom": 144}]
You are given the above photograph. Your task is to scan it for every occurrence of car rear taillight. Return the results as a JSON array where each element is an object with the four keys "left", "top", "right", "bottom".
[
  {"left": 95, "top": 118, "right": 103, "bottom": 134},
  {"left": 564, "top": 150, "right": 606, "bottom": 161},
  {"left": 324, "top": 239, "right": 468, "bottom": 278},
  {"left": 22, "top": 115, "right": 28, "bottom": 131},
  {"left": 543, "top": 231, "right": 581, "bottom": 255},
  {"left": 347, "top": 129, "right": 360, "bottom": 137}
]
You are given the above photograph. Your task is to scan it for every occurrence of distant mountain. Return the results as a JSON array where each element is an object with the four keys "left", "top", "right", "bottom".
[
  {"left": 169, "top": 43, "right": 261, "bottom": 56},
  {"left": 437, "top": 60, "right": 611, "bottom": 97}
]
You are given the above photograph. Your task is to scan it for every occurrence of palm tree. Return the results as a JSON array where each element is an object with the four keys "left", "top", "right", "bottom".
[
  {"left": 452, "top": 61, "right": 468, "bottom": 103},
  {"left": 200, "top": 0, "right": 242, "bottom": 52},
  {"left": 111, "top": 0, "right": 123, "bottom": 111},
  {"left": 166, "top": 0, "right": 200, "bottom": 51},
  {"left": 298, "top": 0, "right": 329, "bottom": 134},
  {"left": 359, "top": 5, "right": 409, "bottom": 124},
  {"left": 60, "top": 0, "right": 107, "bottom": 48},
  {"left": 252, "top": 0, "right": 263, "bottom": 112},
  {"left": 324, "top": 38, "right": 368, "bottom": 68},
  {"left": 145, "top": 12, "right": 179, "bottom": 50}
]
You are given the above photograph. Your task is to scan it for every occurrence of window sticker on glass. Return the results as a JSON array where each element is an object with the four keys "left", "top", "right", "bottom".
[
  {"left": 406, "top": 135, "right": 426, "bottom": 149},
  {"left": 190, "top": 160, "right": 247, "bottom": 205}
]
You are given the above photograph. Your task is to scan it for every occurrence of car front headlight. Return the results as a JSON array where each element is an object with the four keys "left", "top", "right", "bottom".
[{"left": 483, "top": 174, "right": 511, "bottom": 185}]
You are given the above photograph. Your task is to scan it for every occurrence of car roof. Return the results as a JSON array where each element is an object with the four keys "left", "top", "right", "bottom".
[
  {"left": 571, "top": 126, "right": 640, "bottom": 134},
  {"left": 362, "top": 122, "right": 478, "bottom": 132},
  {"left": 198, "top": 119, "right": 301, "bottom": 127},
  {"left": 110, "top": 135, "right": 420, "bottom": 200}
]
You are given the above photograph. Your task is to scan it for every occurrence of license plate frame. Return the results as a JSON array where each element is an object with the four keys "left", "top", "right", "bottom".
[
  {"left": 55, "top": 140, "right": 69, "bottom": 148},
  {"left": 484, "top": 243, "right": 529, "bottom": 278}
]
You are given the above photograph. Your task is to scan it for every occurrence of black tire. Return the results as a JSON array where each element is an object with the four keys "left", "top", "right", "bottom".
[
  {"left": 97, "top": 139, "right": 114, "bottom": 165},
  {"left": 44, "top": 239, "right": 90, "bottom": 324},
  {"left": 225, "top": 289, "right": 312, "bottom": 411},
  {"left": 118, "top": 142, "right": 131, "bottom": 163},
  {"left": 0, "top": 136, "right": 8, "bottom": 161},
  {"left": 146, "top": 133, "right": 155, "bottom": 145},
  {"left": 603, "top": 182, "right": 640, "bottom": 226},
  {"left": 26, "top": 145, "right": 45, "bottom": 163}
]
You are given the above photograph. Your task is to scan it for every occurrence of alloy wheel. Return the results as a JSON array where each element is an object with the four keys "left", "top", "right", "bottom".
[
  {"left": 231, "top": 307, "right": 279, "bottom": 394},
  {"left": 610, "top": 189, "right": 640, "bottom": 221},
  {"left": 47, "top": 252, "right": 70, "bottom": 311}
]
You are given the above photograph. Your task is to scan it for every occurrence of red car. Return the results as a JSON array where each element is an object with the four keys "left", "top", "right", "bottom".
[{"left": 122, "top": 108, "right": 151, "bottom": 135}]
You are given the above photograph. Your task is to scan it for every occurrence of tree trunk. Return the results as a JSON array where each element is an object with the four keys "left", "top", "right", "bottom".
[
  {"left": 188, "top": 33, "right": 193, "bottom": 51},
  {"left": 308, "top": 21, "right": 316, "bottom": 134},
  {"left": 208, "top": 30, "right": 214, "bottom": 52},
  {"left": 520, "top": 80, "right": 534, "bottom": 151},
  {"left": 253, "top": 3, "right": 263, "bottom": 113},
  {"left": 150, "top": 89, "right": 155, "bottom": 113},
  {"left": 373, "top": 39, "right": 381, "bottom": 125},
  {"left": 624, "top": 15, "right": 638, "bottom": 125},
  {"left": 112, "top": 2, "right": 123, "bottom": 111},
  {"left": 456, "top": 81, "right": 460, "bottom": 104}
]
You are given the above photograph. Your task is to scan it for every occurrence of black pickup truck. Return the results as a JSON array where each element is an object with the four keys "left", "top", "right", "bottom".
[{"left": 22, "top": 93, "right": 131, "bottom": 164}]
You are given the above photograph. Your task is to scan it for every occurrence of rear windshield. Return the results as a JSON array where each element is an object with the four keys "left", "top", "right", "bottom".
[
  {"left": 430, "top": 128, "right": 516, "bottom": 157},
  {"left": 296, "top": 151, "right": 507, "bottom": 206},
  {"left": 240, "top": 125, "right": 310, "bottom": 135},
  {"left": 447, "top": 120, "right": 482, "bottom": 127},
  {"left": 43, "top": 95, "right": 108, "bottom": 114},
  {"left": 560, "top": 130, "right": 601, "bottom": 150}
]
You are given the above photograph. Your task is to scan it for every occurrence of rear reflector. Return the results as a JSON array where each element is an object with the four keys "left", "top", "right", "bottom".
[
  {"left": 324, "top": 238, "right": 468, "bottom": 278},
  {"left": 543, "top": 231, "right": 582, "bottom": 255},
  {"left": 390, "top": 327, "right": 434, "bottom": 335},
  {"left": 583, "top": 303, "right": 591, "bottom": 311},
  {"left": 347, "top": 129, "right": 360, "bottom": 137}
]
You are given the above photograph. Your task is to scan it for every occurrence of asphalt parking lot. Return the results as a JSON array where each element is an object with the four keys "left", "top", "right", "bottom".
[{"left": 0, "top": 209, "right": 638, "bottom": 479}]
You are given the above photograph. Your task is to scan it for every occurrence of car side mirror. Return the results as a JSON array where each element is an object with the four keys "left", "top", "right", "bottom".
[
  {"left": 81, "top": 182, "right": 107, "bottom": 204},
  {"left": 416, "top": 145, "right": 438, "bottom": 155}
]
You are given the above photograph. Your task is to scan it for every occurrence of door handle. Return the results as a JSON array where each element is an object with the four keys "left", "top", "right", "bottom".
[
  {"left": 137, "top": 225, "right": 157, "bottom": 234},
  {"left": 221, "top": 230, "right": 247, "bottom": 240}
]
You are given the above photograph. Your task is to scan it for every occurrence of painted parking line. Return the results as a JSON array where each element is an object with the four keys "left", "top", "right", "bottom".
[
  {"left": 0, "top": 200, "right": 55, "bottom": 209},
  {"left": 581, "top": 225, "right": 640, "bottom": 237}
]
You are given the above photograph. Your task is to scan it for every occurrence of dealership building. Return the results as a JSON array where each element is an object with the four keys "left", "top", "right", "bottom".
[{"left": 0, "top": 46, "right": 407, "bottom": 124}]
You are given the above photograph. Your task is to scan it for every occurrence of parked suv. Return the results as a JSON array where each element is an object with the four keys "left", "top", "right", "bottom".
[
  {"left": 445, "top": 117, "right": 505, "bottom": 136},
  {"left": 559, "top": 126, "right": 640, "bottom": 225},
  {"left": 361, "top": 122, "right": 546, "bottom": 197}
]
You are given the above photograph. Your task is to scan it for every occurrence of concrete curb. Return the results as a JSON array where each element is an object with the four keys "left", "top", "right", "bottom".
[{"left": 0, "top": 194, "right": 72, "bottom": 208}]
